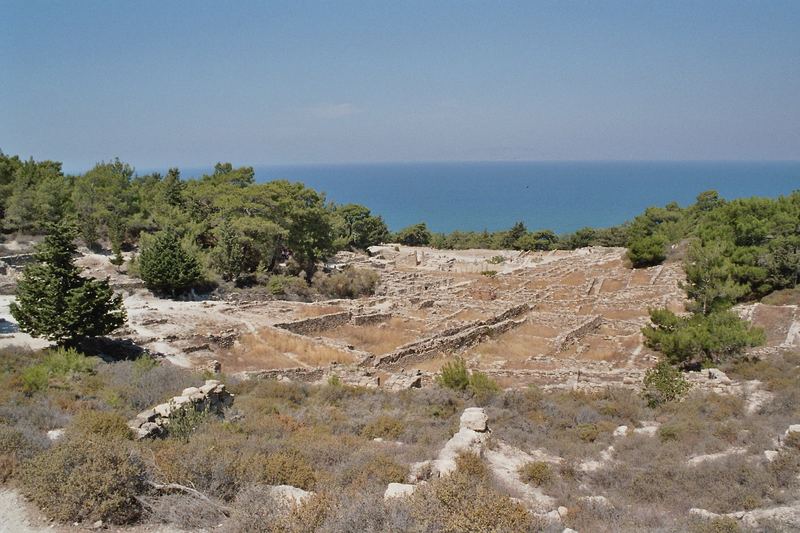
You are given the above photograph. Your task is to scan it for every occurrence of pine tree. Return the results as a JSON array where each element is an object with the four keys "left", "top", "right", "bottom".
[
  {"left": 212, "top": 220, "right": 245, "bottom": 282},
  {"left": 138, "top": 230, "right": 202, "bottom": 296},
  {"left": 10, "top": 223, "right": 126, "bottom": 345}
]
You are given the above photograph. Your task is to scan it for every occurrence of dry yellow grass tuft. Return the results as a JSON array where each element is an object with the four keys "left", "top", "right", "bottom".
[{"left": 222, "top": 328, "right": 355, "bottom": 371}]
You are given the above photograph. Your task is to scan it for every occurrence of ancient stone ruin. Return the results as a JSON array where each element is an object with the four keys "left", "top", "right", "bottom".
[{"left": 127, "top": 379, "right": 234, "bottom": 439}]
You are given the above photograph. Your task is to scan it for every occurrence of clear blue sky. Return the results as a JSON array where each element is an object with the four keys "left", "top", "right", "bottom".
[{"left": 2, "top": 1, "right": 799, "bottom": 171}]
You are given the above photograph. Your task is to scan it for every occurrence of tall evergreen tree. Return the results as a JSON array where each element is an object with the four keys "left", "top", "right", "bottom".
[{"left": 10, "top": 223, "right": 126, "bottom": 345}]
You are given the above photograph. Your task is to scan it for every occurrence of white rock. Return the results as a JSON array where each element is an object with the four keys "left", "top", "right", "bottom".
[
  {"left": 46, "top": 429, "right": 65, "bottom": 441},
  {"left": 612, "top": 425, "right": 628, "bottom": 437},
  {"left": 154, "top": 402, "right": 173, "bottom": 417},
  {"left": 268, "top": 485, "right": 313, "bottom": 506},
  {"left": 687, "top": 447, "right": 747, "bottom": 466},
  {"left": 557, "top": 506, "right": 568, "bottom": 517},
  {"left": 181, "top": 387, "right": 201, "bottom": 397},
  {"left": 633, "top": 422, "right": 659, "bottom": 436},
  {"left": 689, "top": 508, "right": 721, "bottom": 520},
  {"left": 784, "top": 424, "right": 800, "bottom": 440},
  {"left": 562, "top": 529, "right": 578, "bottom": 533},
  {"left": 707, "top": 368, "right": 732, "bottom": 384},
  {"left": 384, "top": 482, "right": 416, "bottom": 499},
  {"left": 764, "top": 450, "right": 779, "bottom": 462},
  {"left": 460, "top": 407, "right": 489, "bottom": 432}
]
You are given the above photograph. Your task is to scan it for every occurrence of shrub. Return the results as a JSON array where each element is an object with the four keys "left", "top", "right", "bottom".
[
  {"left": 467, "top": 370, "right": 500, "bottom": 404},
  {"left": 436, "top": 357, "right": 470, "bottom": 391},
  {"left": 518, "top": 461, "right": 552, "bottom": 486},
  {"left": 312, "top": 267, "right": 380, "bottom": 299},
  {"left": 68, "top": 410, "right": 132, "bottom": 440},
  {"left": 627, "top": 234, "right": 668, "bottom": 268},
  {"left": 0, "top": 424, "right": 47, "bottom": 483},
  {"left": 255, "top": 449, "right": 317, "bottom": 490},
  {"left": 642, "top": 360, "right": 691, "bottom": 407},
  {"left": 20, "top": 365, "right": 48, "bottom": 394},
  {"left": 454, "top": 451, "right": 489, "bottom": 480},
  {"left": 487, "top": 255, "right": 505, "bottom": 264},
  {"left": 138, "top": 230, "right": 202, "bottom": 296},
  {"left": 691, "top": 517, "right": 742, "bottom": 533},
  {"left": 576, "top": 423, "right": 600, "bottom": 442},
  {"left": 643, "top": 309, "right": 765, "bottom": 366},
  {"left": 361, "top": 415, "right": 405, "bottom": 440},
  {"left": 19, "top": 439, "right": 145, "bottom": 524},
  {"left": 395, "top": 223, "right": 432, "bottom": 246},
  {"left": 267, "top": 274, "right": 311, "bottom": 299},
  {"left": 165, "top": 405, "right": 209, "bottom": 442}
]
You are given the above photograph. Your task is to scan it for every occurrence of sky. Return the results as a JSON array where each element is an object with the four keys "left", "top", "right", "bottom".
[{"left": 2, "top": 1, "right": 799, "bottom": 171}]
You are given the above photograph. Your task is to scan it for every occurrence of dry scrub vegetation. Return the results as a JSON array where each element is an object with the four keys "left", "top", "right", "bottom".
[
  {"left": 223, "top": 328, "right": 357, "bottom": 370},
  {"left": 0, "top": 345, "right": 798, "bottom": 531}
]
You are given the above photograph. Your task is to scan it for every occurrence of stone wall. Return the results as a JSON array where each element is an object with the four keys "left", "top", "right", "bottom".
[
  {"left": 552, "top": 315, "right": 602, "bottom": 352},
  {"left": 127, "top": 379, "right": 234, "bottom": 439},
  {"left": 368, "top": 304, "right": 530, "bottom": 367},
  {"left": 275, "top": 311, "right": 352, "bottom": 335}
]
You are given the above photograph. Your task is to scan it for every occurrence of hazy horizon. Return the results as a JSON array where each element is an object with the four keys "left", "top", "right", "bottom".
[{"left": 4, "top": 1, "right": 799, "bottom": 170}]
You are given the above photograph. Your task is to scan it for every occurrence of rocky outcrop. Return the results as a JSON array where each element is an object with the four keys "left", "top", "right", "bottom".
[
  {"left": 128, "top": 379, "right": 234, "bottom": 439},
  {"left": 275, "top": 311, "right": 352, "bottom": 335},
  {"left": 384, "top": 483, "right": 416, "bottom": 500}
]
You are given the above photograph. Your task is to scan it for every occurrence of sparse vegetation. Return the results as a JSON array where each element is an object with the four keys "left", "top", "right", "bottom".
[{"left": 642, "top": 359, "right": 691, "bottom": 407}]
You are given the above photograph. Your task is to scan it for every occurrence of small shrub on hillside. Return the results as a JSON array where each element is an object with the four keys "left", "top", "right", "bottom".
[
  {"left": 576, "top": 423, "right": 600, "bottom": 442},
  {"left": 267, "top": 274, "right": 311, "bottom": 299},
  {"left": 361, "top": 415, "right": 405, "bottom": 440},
  {"left": 468, "top": 370, "right": 500, "bottom": 404},
  {"left": 518, "top": 461, "right": 552, "bottom": 486},
  {"left": 642, "top": 360, "right": 691, "bottom": 407},
  {"left": 454, "top": 451, "right": 489, "bottom": 479},
  {"left": 19, "top": 439, "right": 145, "bottom": 524},
  {"left": 165, "top": 406, "right": 209, "bottom": 442},
  {"left": 255, "top": 449, "right": 317, "bottom": 490},
  {"left": 690, "top": 516, "right": 742, "bottom": 533},
  {"left": 487, "top": 255, "right": 505, "bottom": 264},
  {"left": 20, "top": 365, "right": 48, "bottom": 394},
  {"left": 313, "top": 267, "right": 380, "bottom": 299},
  {"left": 68, "top": 410, "right": 132, "bottom": 440},
  {"left": 436, "top": 357, "right": 470, "bottom": 391},
  {"left": 0, "top": 424, "right": 47, "bottom": 483}
]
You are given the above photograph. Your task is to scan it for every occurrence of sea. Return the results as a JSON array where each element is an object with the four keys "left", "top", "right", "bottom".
[{"left": 179, "top": 161, "right": 800, "bottom": 234}]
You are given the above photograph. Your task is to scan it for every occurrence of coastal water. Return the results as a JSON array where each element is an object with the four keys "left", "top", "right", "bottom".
[{"left": 190, "top": 161, "right": 800, "bottom": 234}]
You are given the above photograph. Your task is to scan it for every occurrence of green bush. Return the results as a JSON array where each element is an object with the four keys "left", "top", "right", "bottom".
[
  {"left": 20, "top": 439, "right": 146, "bottom": 524},
  {"left": 642, "top": 360, "right": 691, "bottom": 407},
  {"left": 166, "top": 405, "right": 209, "bottom": 443},
  {"left": 138, "top": 230, "right": 202, "bottom": 296},
  {"left": 468, "top": 370, "right": 501, "bottom": 404},
  {"left": 436, "top": 357, "right": 470, "bottom": 391},
  {"left": 643, "top": 309, "right": 765, "bottom": 366},
  {"left": 312, "top": 267, "right": 380, "bottom": 299},
  {"left": 518, "top": 461, "right": 552, "bottom": 486},
  {"left": 267, "top": 274, "right": 310, "bottom": 298},
  {"left": 627, "top": 234, "right": 668, "bottom": 267},
  {"left": 20, "top": 365, "right": 49, "bottom": 394},
  {"left": 395, "top": 222, "right": 432, "bottom": 246}
]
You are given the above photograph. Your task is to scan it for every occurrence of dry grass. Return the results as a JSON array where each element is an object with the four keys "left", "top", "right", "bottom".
[
  {"left": 323, "top": 318, "right": 426, "bottom": 354},
  {"left": 292, "top": 304, "right": 344, "bottom": 319},
  {"left": 223, "top": 328, "right": 356, "bottom": 370}
]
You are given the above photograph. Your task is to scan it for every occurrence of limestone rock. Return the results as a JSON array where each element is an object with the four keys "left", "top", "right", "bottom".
[
  {"left": 707, "top": 368, "right": 732, "bottom": 384},
  {"left": 46, "top": 429, "right": 64, "bottom": 441},
  {"left": 460, "top": 407, "right": 489, "bottom": 432},
  {"left": 384, "top": 483, "right": 416, "bottom": 499},
  {"left": 268, "top": 485, "right": 313, "bottom": 506},
  {"left": 613, "top": 425, "right": 628, "bottom": 437}
]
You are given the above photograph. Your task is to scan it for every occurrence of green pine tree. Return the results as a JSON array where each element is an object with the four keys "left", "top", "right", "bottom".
[
  {"left": 138, "top": 230, "right": 202, "bottom": 296},
  {"left": 10, "top": 222, "right": 126, "bottom": 345}
]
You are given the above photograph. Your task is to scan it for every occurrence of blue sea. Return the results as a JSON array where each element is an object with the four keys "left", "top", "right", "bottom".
[{"left": 183, "top": 161, "right": 800, "bottom": 234}]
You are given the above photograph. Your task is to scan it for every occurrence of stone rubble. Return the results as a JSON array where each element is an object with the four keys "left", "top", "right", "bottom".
[{"left": 127, "top": 379, "right": 234, "bottom": 439}]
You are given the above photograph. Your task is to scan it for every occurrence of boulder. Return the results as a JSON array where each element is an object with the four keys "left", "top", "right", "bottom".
[
  {"left": 268, "top": 485, "right": 313, "bottom": 506},
  {"left": 460, "top": 407, "right": 489, "bottom": 432},
  {"left": 707, "top": 368, "right": 732, "bottom": 384},
  {"left": 384, "top": 483, "right": 416, "bottom": 500},
  {"left": 613, "top": 425, "right": 628, "bottom": 437}
]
